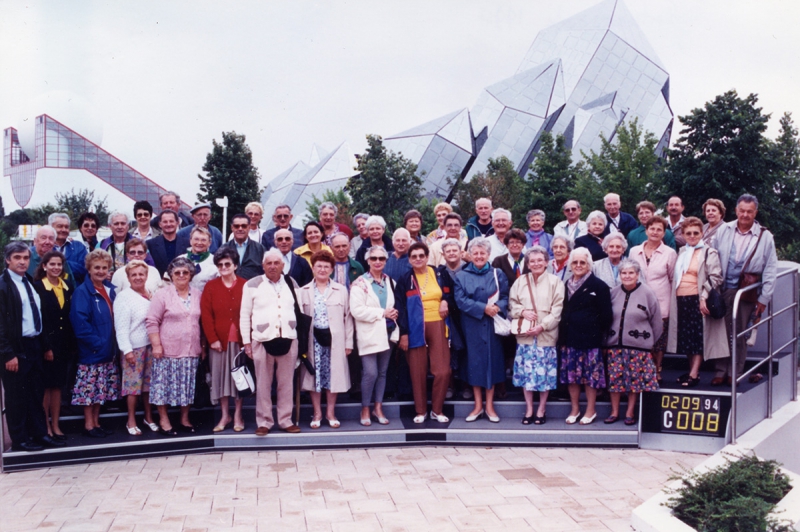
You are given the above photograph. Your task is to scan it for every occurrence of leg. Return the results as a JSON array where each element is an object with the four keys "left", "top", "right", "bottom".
[
  {"left": 126, "top": 394, "right": 138, "bottom": 428},
  {"left": 522, "top": 390, "right": 534, "bottom": 418},
  {"left": 42, "top": 388, "right": 52, "bottom": 435},
  {"left": 584, "top": 386, "right": 598, "bottom": 418},
  {"left": 427, "top": 321, "right": 451, "bottom": 415},
  {"left": 215, "top": 396, "right": 231, "bottom": 430},
  {"left": 50, "top": 388, "right": 63, "bottom": 436},
  {"left": 688, "top": 355, "right": 703, "bottom": 380},
  {"left": 83, "top": 405, "right": 95, "bottom": 431},
  {"left": 310, "top": 391, "right": 322, "bottom": 421},
  {"left": 626, "top": 392, "right": 639, "bottom": 419},
  {"left": 485, "top": 386, "right": 497, "bottom": 418},
  {"left": 143, "top": 392, "right": 154, "bottom": 425},
  {"left": 360, "top": 354, "right": 378, "bottom": 409},
  {"left": 734, "top": 299, "right": 756, "bottom": 379},
  {"left": 372, "top": 348, "right": 392, "bottom": 414},
  {"left": 325, "top": 391, "right": 338, "bottom": 421},
  {"left": 609, "top": 392, "right": 621, "bottom": 418},
  {"left": 233, "top": 398, "right": 244, "bottom": 427},
  {"left": 717, "top": 289, "right": 738, "bottom": 378},
  {"left": 567, "top": 384, "right": 581, "bottom": 417},
  {"left": 537, "top": 391, "right": 549, "bottom": 418},
  {"left": 252, "top": 342, "right": 276, "bottom": 430},
  {"left": 406, "top": 346, "right": 429, "bottom": 416},
  {"left": 179, "top": 405, "right": 191, "bottom": 427},
  {"left": 157, "top": 405, "right": 172, "bottom": 430},
  {"left": 274, "top": 340, "right": 298, "bottom": 429},
  {"left": 470, "top": 386, "right": 483, "bottom": 417}
]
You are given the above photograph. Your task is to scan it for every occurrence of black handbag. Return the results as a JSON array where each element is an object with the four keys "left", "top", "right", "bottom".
[
  {"left": 313, "top": 327, "right": 332, "bottom": 347},
  {"left": 261, "top": 337, "right": 293, "bottom": 356},
  {"left": 704, "top": 248, "right": 726, "bottom": 320},
  {"left": 285, "top": 275, "right": 312, "bottom": 357}
]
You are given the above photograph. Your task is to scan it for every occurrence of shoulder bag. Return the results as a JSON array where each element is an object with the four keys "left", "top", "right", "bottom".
[
  {"left": 703, "top": 248, "right": 726, "bottom": 320},
  {"left": 738, "top": 230, "right": 766, "bottom": 304},
  {"left": 515, "top": 274, "right": 538, "bottom": 335}
]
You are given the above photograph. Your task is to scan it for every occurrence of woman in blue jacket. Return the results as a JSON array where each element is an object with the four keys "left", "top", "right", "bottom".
[{"left": 70, "top": 249, "right": 119, "bottom": 438}]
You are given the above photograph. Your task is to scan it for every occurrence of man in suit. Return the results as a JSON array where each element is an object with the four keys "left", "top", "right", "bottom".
[
  {"left": 261, "top": 204, "right": 304, "bottom": 251},
  {"left": 273, "top": 228, "right": 313, "bottom": 287},
  {"left": 176, "top": 203, "right": 223, "bottom": 253},
  {"left": 0, "top": 242, "right": 66, "bottom": 452},
  {"left": 221, "top": 213, "right": 265, "bottom": 280},
  {"left": 148, "top": 210, "right": 181, "bottom": 277},
  {"left": 601, "top": 193, "right": 637, "bottom": 238}
]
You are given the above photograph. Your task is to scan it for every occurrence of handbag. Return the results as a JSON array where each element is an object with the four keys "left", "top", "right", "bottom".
[
  {"left": 230, "top": 349, "right": 256, "bottom": 397},
  {"left": 515, "top": 274, "right": 538, "bottom": 335},
  {"left": 737, "top": 230, "right": 765, "bottom": 304},
  {"left": 704, "top": 248, "right": 726, "bottom": 320},
  {"left": 490, "top": 269, "right": 512, "bottom": 336},
  {"left": 285, "top": 274, "right": 312, "bottom": 357},
  {"left": 313, "top": 327, "right": 332, "bottom": 347}
]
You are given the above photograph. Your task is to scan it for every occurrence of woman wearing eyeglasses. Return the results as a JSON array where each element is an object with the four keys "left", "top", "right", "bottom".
[
  {"left": 111, "top": 238, "right": 163, "bottom": 293},
  {"left": 77, "top": 212, "right": 102, "bottom": 252}
]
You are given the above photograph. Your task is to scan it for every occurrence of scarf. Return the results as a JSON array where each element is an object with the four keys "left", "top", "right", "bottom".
[
  {"left": 187, "top": 251, "right": 210, "bottom": 275},
  {"left": 566, "top": 273, "right": 589, "bottom": 297},
  {"left": 527, "top": 229, "right": 546, "bottom": 247},
  {"left": 674, "top": 241, "right": 705, "bottom": 287}
]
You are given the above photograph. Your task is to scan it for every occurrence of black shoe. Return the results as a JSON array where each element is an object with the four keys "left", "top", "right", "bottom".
[
  {"left": 100, "top": 426, "right": 115, "bottom": 435},
  {"left": 52, "top": 433, "right": 68, "bottom": 441},
  {"left": 179, "top": 424, "right": 196, "bottom": 434},
  {"left": 83, "top": 427, "right": 107, "bottom": 438},
  {"left": 12, "top": 441, "right": 44, "bottom": 452},
  {"left": 39, "top": 435, "right": 67, "bottom": 448},
  {"left": 158, "top": 427, "right": 178, "bottom": 436}
]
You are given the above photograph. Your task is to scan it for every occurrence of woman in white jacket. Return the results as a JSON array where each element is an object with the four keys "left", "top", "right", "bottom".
[{"left": 350, "top": 246, "right": 399, "bottom": 427}]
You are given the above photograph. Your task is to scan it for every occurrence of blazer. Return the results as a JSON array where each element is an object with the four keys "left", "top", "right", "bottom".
[
  {"left": 601, "top": 211, "right": 638, "bottom": 238},
  {"left": 222, "top": 239, "right": 265, "bottom": 280},
  {"left": 0, "top": 270, "right": 50, "bottom": 366},
  {"left": 147, "top": 235, "right": 179, "bottom": 277},
  {"left": 261, "top": 226, "right": 304, "bottom": 251},
  {"left": 574, "top": 234, "right": 607, "bottom": 262},
  {"left": 559, "top": 273, "right": 613, "bottom": 350},
  {"left": 491, "top": 253, "right": 529, "bottom": 287},
  {"left": 286, "top": 253, "right": 314, "bottom": 287},
  {"left": 33, "top": 278, "right": 77, "bottom": 359}
]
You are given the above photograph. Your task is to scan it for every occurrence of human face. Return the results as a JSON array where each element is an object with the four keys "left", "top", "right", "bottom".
[
  {"left": 367, "top": 253, "right": 387, "bottom": 275},
  {"left": 273, "top": 208, "right": 292, "bottom": 229},
  {"left": 393, "top": 235, "right": 410, "bottom": 255},
  {"left": 231, "top": 217, "right": 250, "bottom": 243},
  {"left": 444, "top": 219, "right": 462, "bottom": 239},
  {"left": 274, "top": 231, "right": 293, "bottom": 254},
  {"left": 475, "top": 200, "right": 492, "bottom": 222},
  {"left": 570, "top": 255, "right": 589, "bottom": 278},
  {"left": 436, "top": 210, "right": 448, "bottom": 228},
  {"left": 35, "top": 230, "right": 56, "bottom": 256},
  {"left": 471, "top": 246, "right": 489, "bottom": 269},
  {"left": 408, "top": 248, "right": 428, "bottom": 273},
  {"left": 684, "top": 225, "right": 703, "bottom": 247},
  {"left": 705, "top": 205, "right": 722, "bottom": 226},
  {"left": 190, "top": 232, "right": 211, "bottom": 254},
  {"left": 368, "top": 223, "right": 384, "bottom": 243},
  {"left": 331, "top": 236, "right": 350, "bottom": 262},
  {"left": 44, "top": 256, "right": 63, "bottom": 280},
  {"left": 507, "top": 238, "right": 525, "bottom": 259},
  {"left": 245, "top": 208, "right": 262, "bottom": 228},
  {"left": 127, "top": 266, "right": 148, "bottom": 292},
  {"left": 159, "top": 213, "right": 178, "bottom": 236},
  {"left": 111, "top": 216, "right": 128, "bottom": 240},
  {"left": 736, "top": 201, "right": 757, "bottom": 231},
  {"left": 604, "top": 197, "right": 620, "bottom": 217},
  {"left": 305, "top": 225, "right": 322, "bottom": 246},
  {"left": 492, "top": 214, "right": 511, "bottom": 236},
  {"left": 89, "top": 260, "right": 109, "bottom": 284},
  {"left": 81, "top": 219, "right": 98, "bottom": 239},
  {"left": 51, "top": 218, "right": 70, "bottom": 245},
  {"left": 312, "top": 260, "right": 332, "bottom": 282},
  {"left": 442, "top": 244, "right": 461, "bottom": 266},
  {"left": 552, "top": 240, "right": 569, "bottom": 262},
  {"left": 646, "top": 222, "right": 665, "bottom": 244},
  {"left": 356, "top": 218, "right": 368, "bottom": 238},
  {"left": 171, "top": 267, "right": 192, "bottom": 289},
  {"left": 637, "top": 208, "right": 653, "bottom": 225},
  {"left": 160, "top": 195, "right": 179, "bottom": 212},
  {"left": 5, "top": 251, "right": 30, "bottom": 276},
  {"left": 528, "top": 215, "right": 544, "bottom": 232},
  {"left": 620, "top": 268, "right": 639, "bottom": 289},
  {"left": 126, "top": 245, "right": 148, "bottom": 262},
  {"left": 263, "top": 257, "right": 283, "bottom": 281},
  {"left": 192, "top": 208, "right": 211, "bottom": 228},
  {"left": 606, "top": 239, "right": 625, "bottom": 262},
  {"left": 405, "top": 217, "right": 421, "bottom": 236},
  {"left": 216, "top": 258, "right": 237, "bottom": 278},
  {"left": 528, "top": 252, "right": 547, "bottom": 276},
  {"left": 588, "top": 218, "right": 605, "bottom": 236},
  {"left": 135, "top": 209, "right": 152, "bottom": 228},
  {"left": 563, "top": 202, "right": 581, "bottom": 223},
  {"left": 319, "top": 208, "right": 336, "bottom": 229},
  {"left": 667, "top": 197, "right": 684, "bottom": 218}
]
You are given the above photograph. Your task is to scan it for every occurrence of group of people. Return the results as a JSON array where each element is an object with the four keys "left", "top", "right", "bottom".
[{"left": 0, "top": 189, "right": 778, "bottom": 452}]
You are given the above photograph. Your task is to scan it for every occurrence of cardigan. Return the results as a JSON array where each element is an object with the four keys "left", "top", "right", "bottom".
[
  {"left": 145, "top": 285, "right": 202, "bottom": 358},
  {"left": 111, "top": 265, "right": 163, "bottom": 294},
  {"left": 605, "top": 282, "right": 663, "bottom": 351},
  {"left": 508, "top": 272, "right": 564, "bottom": 346},
  {"left": 114, "top": 288, "right": 152, "bottom": 354},
  {"left": 240, "top": 275, "right": 300, "bottom": 344},
  {"left": 558, "top": 273, "right": 613, "bottom": 350},
  {"left": 200, "top": 276, "right": 245, "bottom": 346}
]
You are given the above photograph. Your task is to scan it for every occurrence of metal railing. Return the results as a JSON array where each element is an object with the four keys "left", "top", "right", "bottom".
[{"left": 730, "top": 268, "right": 800, "bottom": 444}]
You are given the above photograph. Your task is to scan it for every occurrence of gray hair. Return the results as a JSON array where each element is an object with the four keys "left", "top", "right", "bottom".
[
  {"left": 468, "top": 236, "right": 492, "bottom": 254},
  {"left": 525, "top": 245, "right": 549, "bottom": 263},
  {"left": 550, "top": 235, "right": 573, "bottom": 251},
  {"left": 440, "top": 238, "right": 462, "bottom": 252},
  {"left": 319, "top": 201, "right": 338, "bottom": 216},
  {"left": 526, "top": 209, "right": 546, "bottom": 223},
  {"left": 618, "top": 258, "right": 641, "bottom": 275},
  {"left": 34, "top": 225, "right": 56, "bottom": 240},
  {"left": 392, "top": 228, "right": 410, "bottom": 242},
  {"left": 353, "top": 213, "right": 369, "bottom": 225},
  {"left": 274, "top": 228, "right": 294, "bottom": 242},
  {"left": 603, "top": 192, "right": 620, "bottom": 203},
  {"left": 48, "top": 213, "right": 70, "bottom": 226},
  {"left": 562, "top": 200, "right": 581, "bottom": 211},
  {"left": 159, "top": 191, "right": 180, "bottom": 204},
  {"left": 601, "top": 233, "right": 628, "bottom": 252},
  {"left": 492, "top": 208, "right": 512, "bottom": 221},
  {"left": 365, "top": 215, "right": 386, "bottom": 230},
  {"left": 737, "top": 194, "right": 759, "bottom": 209},
  {"left": 167, "top": 256, "right": 195, "bottom": 280},
  {"left": 331, "top": 233, "right": 350, "bottom": 245},
  {"left": 568, "top": 247, "right": 593, "bottom": 269},
  {"left": 366, "top": 245, "right": 388, "bottom": 260},
  {"left": 262, "top": 248, "right": 285, "bottom": 263},
  {"left": 274, "top": 204, "right": 292, "bottom": 214},
  {"left": 585, "top": 210, "right": 607, "bottom": 228},
  {"left": 108, "top": 211, "right": 129, "bottom": 224},
  {"left": 4, "top": 241, "right": 30, "bottom": 261}
]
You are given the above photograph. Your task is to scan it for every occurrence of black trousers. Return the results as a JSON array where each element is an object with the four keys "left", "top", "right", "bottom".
[{"left": 2, "top": 336, "right": 47, "bottom": 446}]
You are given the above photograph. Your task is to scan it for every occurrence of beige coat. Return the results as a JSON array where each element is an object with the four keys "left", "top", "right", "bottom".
[
  {"left": 349, "top": 274, "right": 400, "bottom": 355},
  {"left": 508, "top": 272, "right": 565, "bottom": 346},
  {"left": 298, "top": 281, "right": 354, "bottom": 393},
  {"left": 667, "top": 247, "right": 729, "bottom": 360}
]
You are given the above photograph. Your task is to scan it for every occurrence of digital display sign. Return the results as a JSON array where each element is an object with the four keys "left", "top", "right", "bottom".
[{"left": 641, "top": 392, "right": 731, "bottom": 437}]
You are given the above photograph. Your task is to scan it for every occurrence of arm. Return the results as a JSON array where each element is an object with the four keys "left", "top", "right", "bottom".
[
  {"left": 200, "top": 285, "right": 220, "bottom": 347},
  {"left": 349, "top": 283, "right": 386, "bottom": 323},
  {"left": 495, "top": 269, "right": 510, "bottom": 317},
  {"left": 540, "top": 278, "right": 565, "bottom": 332},
  {"left": 114, "top": 294, "right": 134, "bottom": 355},
  {"left": 343, "top": 291, "right": 354, "bottom": 352},
  {"left": 454, "top": 273, "right": 489, "bottom": 320},
  {"left": 145, "top": 290, "right": 167, "bottom": 357},
  {"left": 758, "top": 232, "right": 779, "bottom": 307},
  {"left": 0, "top": 284, "right": 18, "bottom": 365}
]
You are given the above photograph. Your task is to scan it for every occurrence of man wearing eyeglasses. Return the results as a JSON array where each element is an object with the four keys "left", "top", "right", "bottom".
[
  {"left": 272, "top": 228, "right": 313, "bottom": 287},
  {"left": 220, "top": 213, "right": 265, "bottom": 280},
  {"left": 130, "top": 201, "right": 159, "bottom": 241},
  {"left": 48, "top": 212, "right": 86, "bottom": 283},
  {"left": 553, "top": 200, "right": 588, "bottom": 244},
  {"left": 261, "top": 205, "right": 304, "bottom": 251}
]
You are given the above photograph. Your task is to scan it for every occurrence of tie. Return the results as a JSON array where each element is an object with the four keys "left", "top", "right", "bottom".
[
  {"left": 22, "top": 277, "right": 42, "bottom": 334},
  {"left": 513, "top": 262, "right": 520, "bottom": 279}
]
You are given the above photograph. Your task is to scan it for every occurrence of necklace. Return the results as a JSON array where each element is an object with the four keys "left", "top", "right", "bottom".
[{"left": 417, "top": 269, "right": 430, "bottom": 295}]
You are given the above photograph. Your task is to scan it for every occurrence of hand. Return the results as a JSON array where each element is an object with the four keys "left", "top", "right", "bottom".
[
  {"left": 462, "top": 251, "right": 472, "bottom": 262},
  {"left": 522, "top": 309, "right": 537, "bottom": 322},
  {"left": 44, "top": 350, "right": 54, "bottom": 362},
  {"left": 5, "top": 357, "right": 18, "bottom": 373},
  {"left": 699, "top": 298, "right": 710, "bottom": 316},
  {"left": 531, "top": 325, "right": 544, "bottom": 337},
  {"left": 438, "top": 300, "right": 449, "bottom": 319},
  {"left": 345, "top": 348, "right": 352, "bottom": 356},
  {"left": 209, "top": 341, "right": 222, "bottom": 352},
  {"left": 245, "top": 343, "right": 253, "bottom": 359},
  {"left": 124, "top": 351, "right": 134, "bottom": 364},
  {"left": 384, "top": 308, "right": 398, "bottom": 320},
  {"left": 484, "top": 304, "right": 499, "bottom": 317},
  {"left": 398, "top": 335, "right": 409, "bottom": 352},
  {"left": 152, "top": 345, "right": 164, "bottom": 359},
  {"left": 755, "top": 302, "right": 766, "bottom": 317}
]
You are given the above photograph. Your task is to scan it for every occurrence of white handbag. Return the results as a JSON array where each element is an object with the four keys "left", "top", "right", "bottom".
[
  {"left": 230, "top": 349, "right": 256, "bottom": 397},
  {"left": 490, "top": 269, "right": 512, "bottom": 336}
]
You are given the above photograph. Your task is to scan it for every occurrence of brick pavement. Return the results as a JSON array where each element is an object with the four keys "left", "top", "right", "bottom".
[{"left": 0, "top": 447, "right": 705, "bottom": 531}]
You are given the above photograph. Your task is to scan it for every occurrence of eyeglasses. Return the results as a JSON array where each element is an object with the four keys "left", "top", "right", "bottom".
[
  {"left": 135, "top": 212, "right": 151, "bottom": 218},
  {"left": 275, "top": 214, "right": 290, "bottom": 219},
  {"left": 564, "top": 208, "right": 578, "bottom": 213},
  {"left": 368, "top": 257, "right": 387, "bottom": 262},
  {"left": 172, "top": 270, "right": 191, "bottom": 277},
  {"left": 218, "top": 261, "right": 234, "bottom": 268},
  {"left": 232, "top": 224, "right": 249, "bottom": 229},
  {"left": 684, "top": 231, "right": 702, "bottom": 237},
  {"left": 82, "top": 223, "right": 97, "bottom": 229},
  {"left": 571, "top": 260, "right": 589, "bottom": 266},
  {"left": 409, "top": 254, "right": 426, "bottom": 260},
  {"left": 275, "top": 237, "right": 292, "bottom": 242},
  {"left": 128, "top": 250, "right": 146, "bottom": 256}
]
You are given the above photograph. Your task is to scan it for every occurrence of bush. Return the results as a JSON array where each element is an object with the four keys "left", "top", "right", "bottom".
[{"left": 665, "top": 453, "right": 793, "bottom": 532}]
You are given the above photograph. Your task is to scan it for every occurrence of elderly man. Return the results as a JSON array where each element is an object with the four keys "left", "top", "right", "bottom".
[
  {"left": 486, "top": 208, "right": 513, "bottom": 261},
  {"left": 241, "top": 248, "right": 303, "bottom": 435},
  {"left": 273, "top": 228, "right": 313, "bottom": 287},
  {"left": 466, "top": 198, "right": 494, "bottom": 240},
  {"left": 626, "top": 201, "right": 677, "bottom": 252},
  {"left": 553, "top": 200, "right": 587, "bottom": 244},
  {"left": 148, "top": 210, "right": 181, "bottom": 276},
  {"left": 176, "top": 203, "right": 224, "bottom": 253},
  {"left": 28, "top": 225, "right": 69, "bottom": 280},
  {"left": 100, "top": 212, "right": 135, "bottom": 274},
  {"left": 428, "top": 213, "right": 468, "bottom": 267},
  {"left": 385, "top": 228, "right": 412, "bottom": 281},
  {"left": 49, "top": 212, "right": 87, "bottom": 282},
  {"left": 349, "top": 213, "right": 370, "bottom": 259},
  {"left": 150, "top": 191, "right": 193, "bottom": 229},
  {"left": 601, "top": 193, "right": 637, "bottom": 237},
  {"left": 131, "top": 200, "right": 158, "bottom": 241},
  {"left": 711, "top": 194, "right": 778, "bottom": 386},
  {"left": 261, "top": 204, "right": 304, "bottom": 251},
  {"left": 330, "top": 233, "right": 363, "bottom": 289},
  {"left": 666, "top": 196, "right": 686, "bottom": 247},
  {"left": 318, "top": 201, "right": 354, "bottom": 245},
  {"left": 1, "top": 242, "right": 64, "bottom": 451},
  {"left": 221, "top": 213, "right": 265, "bottom": 280}
]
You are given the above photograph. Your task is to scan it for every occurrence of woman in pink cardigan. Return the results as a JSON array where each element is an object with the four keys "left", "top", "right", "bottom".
[{"left": 146, "top": 256, "right": 203, "bottom": 436}]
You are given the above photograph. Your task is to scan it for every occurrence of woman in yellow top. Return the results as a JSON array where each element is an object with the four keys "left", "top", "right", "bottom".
[
  {"left": 294, "top": 221, "right": 332, "bottom": 266},
  {"left": 33, "top": 250, "right": 77, "bottom": 441},
  {"left": 396, "top": 242, "right": 455, "bottom": 423}
]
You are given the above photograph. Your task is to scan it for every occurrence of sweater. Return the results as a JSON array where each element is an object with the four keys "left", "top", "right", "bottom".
[
  {"left": 145, "top": 285, "right": 202, "bottom": 358},
  {"left": 114, "top": 288, "right": 152, "bottom": 354},
  {"left": 604, "top": 282, "right": 663, "bottom": 351},
  {"left": 200, "top": 276, "right": 245, "bottom": 346},
  {"left": 240, "top": 275, "right": 300, "bottom": 344}
]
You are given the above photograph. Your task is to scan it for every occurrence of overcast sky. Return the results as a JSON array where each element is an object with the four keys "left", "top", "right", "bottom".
[{"left": 1, "top": 0, "right": 799, "bottom": 211}]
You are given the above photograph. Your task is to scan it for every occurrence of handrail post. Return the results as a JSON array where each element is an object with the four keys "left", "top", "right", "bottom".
[
  {"left": 767, "top": 299, "right": 773, "bottom": 418},
  {"left": 731, "top": 291, "right": 739, "bottom": 445},
  {"left": 794, "top": 270, "right": 799, "bottom": 402}
]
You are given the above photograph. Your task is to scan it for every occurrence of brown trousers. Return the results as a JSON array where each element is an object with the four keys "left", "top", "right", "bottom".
[
  {"left": 252, "top": 340, "right": 298, "bottom": 430},
  {"left": 407, "top": 320, "right": 451, "bottom": 415}
]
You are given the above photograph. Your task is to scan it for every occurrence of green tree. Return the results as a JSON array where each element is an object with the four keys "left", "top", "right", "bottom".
[
  {"left": 450, "top": 156, "right": 527, "bottom": 226},
  {"left": 54, "top": 188, "right": 110, "bottom": 227},
  {"left": 197, "top": 131, "right": 261, "bottom": 228},
  {"left": 304, "top": 188, "right": 353, "bottom": 226},
  {"left": 527, "top": 132, "right": 579, "bottom": 232},
  {"left": 414, "top": 197, "right": 439, "bottom": 236},
  {"left": 347, "top": 134, "right": 422, "bottom": 231}
]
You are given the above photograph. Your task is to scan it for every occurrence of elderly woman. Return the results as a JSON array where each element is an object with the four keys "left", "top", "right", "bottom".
[
  {"left": 547, "top": 236, "right": 573, "bottom": 282},
  {"left": 350, "top": 213, "right": 370, "bottom": 258},
  {"left": 350, "top": 245, "right": 399, "bottom": 426},
  {"left": 702, "top": 198, "right": 726, "bottom": 245},
  {"left": 111, "top": 238, "right": 163, "bottom": 293},
  {"left": 574, "top": 210, "right": 608, "bottom": 262},
  {"left": 629, "top": 216, "right": 677, "bottom": 381},
  {"left": 70, "top": 249, "right": 119, "bottom": 438},
  {"left": 558, "top": 247, "right": 612, "bottom": 425},
  {"left": 184, "top": 226, "right": 219, "bottom": 292},
  {"left": 592, "top": 233, "right": 628, "bottom": 287},
  {"left": 77, "top": 212, "right": 101, "bottom": 252},
  {"left": 33, "top": 251, "right": 77, "bottom": 440},
  {"left": 299, "top": 251, "right": 354, "bottom": 428},
  {"left": 509, "top": 246, "right": 564, "bottom": 425},
  {"left": 200, "top": 247, "right": 246, "bottom": 432},
  {"left": 355, "top": 215, "right": 394, "bottom": 269},
  {"left": 396, "top": 242, "right": 453, "bottom": 423},
  {"left": 114, "top": 260, "right": 158, "bottom": 435},
  {"left": 455, "top": 237, "right": 508, "bottom": 423},
  {"left": 404, "top": 209, "right": 425, "bottom": 243},
  {"left": 667, "top": 217, "right": 728, "bottom": 387},
  {"left": 295, "top": 221, "right": 333, "bottom": 265},
  {"left": 603, "top": 260, "right": 662, "bottom": 424},
  {"left": 525, "top": 209, "right": 554, "bottom": 257},
  {"left": 427, "top": 202, "right": 466, "bottom": 244},
  {"left": 492, "top": 228, "right": 528, "bottom": 285},
  {"left": 146, "top": 256, "right": 203, "bottom": 435}
]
